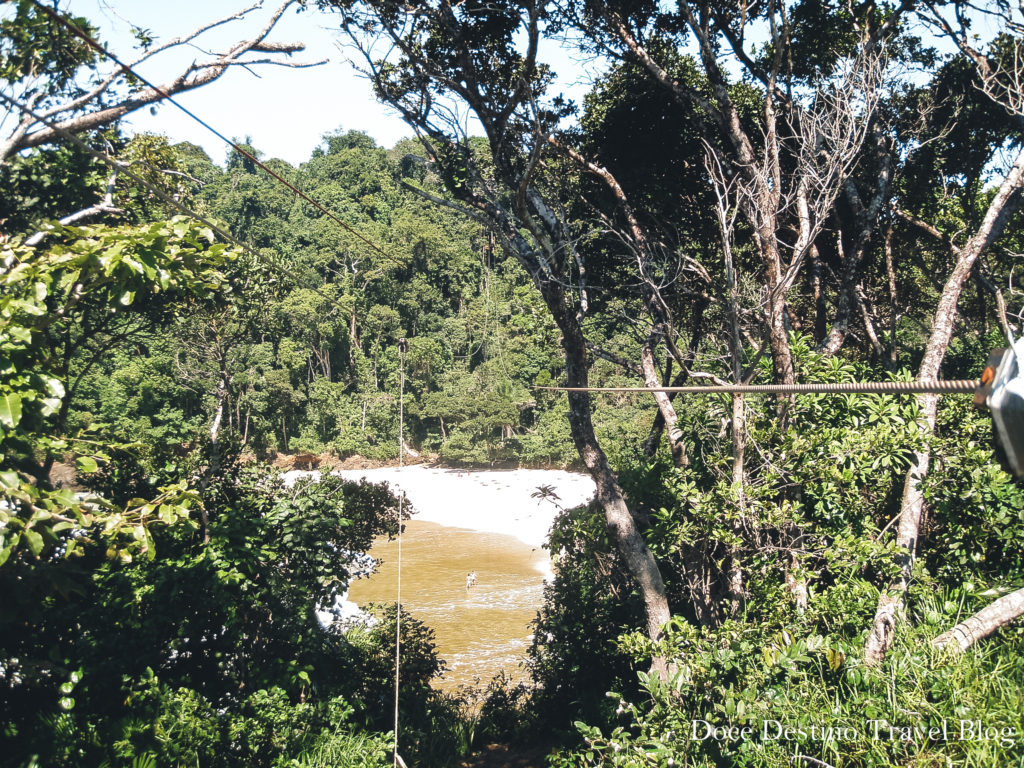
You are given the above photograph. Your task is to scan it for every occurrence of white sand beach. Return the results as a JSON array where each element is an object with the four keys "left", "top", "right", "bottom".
[{"left": 283, "top": 465, "right": 596, "bottom": 549}]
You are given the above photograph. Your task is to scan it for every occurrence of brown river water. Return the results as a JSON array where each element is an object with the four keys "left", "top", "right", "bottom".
[{"left": 346, "top": 519, "right": 551, "bottom": 692}]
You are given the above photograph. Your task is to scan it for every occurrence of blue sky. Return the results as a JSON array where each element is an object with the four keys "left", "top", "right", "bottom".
[{"left": 50, "top": 1, "right": 601, "bottom": 166}]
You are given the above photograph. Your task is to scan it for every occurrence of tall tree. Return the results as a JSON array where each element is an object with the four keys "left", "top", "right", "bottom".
[
  {"left": 864, "top": 0, "right": 1024, "bottom": 664},
  {"left": 563, "top": 0, "right": 901, "bottom": 389},
  {"left": 318, "top": 0, "right": 678, "bottom": 670}
]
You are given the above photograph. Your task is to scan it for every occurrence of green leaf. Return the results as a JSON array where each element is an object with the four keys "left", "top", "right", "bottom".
[
  {"left": 6, "top": 326, "right": 31, "bottom": 344},
  {"left": 23, "top": 528, "right": 43, "bottom": 557},
  {"left": 75, "top": 456, "right": 99, "bottom": 473},
  {"left": 0, "top": 392, "right": 22, "bottom": 429}
]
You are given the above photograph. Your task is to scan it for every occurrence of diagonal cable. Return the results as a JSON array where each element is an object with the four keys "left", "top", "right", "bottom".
[
  {"left": 0, "top": 88, "right": 334, "bottom": 299},
  {"left": 25, "top": 0, "right": 404, "bottom": 268}
]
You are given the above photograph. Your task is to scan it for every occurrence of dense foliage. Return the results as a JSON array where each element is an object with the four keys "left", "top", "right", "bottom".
[
  {"left": 529, "top": 342, "right": 1024, "bottom": 765},
  {"left": 56, "top": 133, "right": 595, "bottom": 467},
  {"left": 0, "top": 445, "right": 458, "bottom": 767},
  {"left": 3, "top": 0, "right": 1024, "bottom": 766}
]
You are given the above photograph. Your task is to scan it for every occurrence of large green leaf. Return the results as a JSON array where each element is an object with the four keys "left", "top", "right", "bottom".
[{"left": 0, "top": 392, "right": 22, "bottom": 429}]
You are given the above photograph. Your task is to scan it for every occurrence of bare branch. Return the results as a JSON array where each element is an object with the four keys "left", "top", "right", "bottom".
[
  {"left": 922, "top": 0, "right": 1024, "bottom": 121},
  {"left": 24, "top": 168, "right": 123, "bottom": 246},
  {"left": 2, "top": 0, "right": 322, "bottom": 163},
  {"left": 399, "top": 180, "right": 489, "bottom": 225}
]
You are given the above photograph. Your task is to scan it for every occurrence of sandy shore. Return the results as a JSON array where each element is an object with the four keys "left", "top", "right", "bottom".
[{"left": 283, "top": 465, "right": 596, "bottom": 549}]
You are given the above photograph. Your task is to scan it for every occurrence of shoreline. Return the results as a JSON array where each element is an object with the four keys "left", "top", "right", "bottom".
[
  {"left": 283, "top": 464, "right": 596, "bottom": 550},
  {"left": 264, "top": 450, "right": 579, "bottom": 474}
]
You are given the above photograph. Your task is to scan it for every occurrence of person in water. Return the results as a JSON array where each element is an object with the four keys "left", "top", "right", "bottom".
[{"left": 466, "top": 572, "right": 477, "bottom": 589}]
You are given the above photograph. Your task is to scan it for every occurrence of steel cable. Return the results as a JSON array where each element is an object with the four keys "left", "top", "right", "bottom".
[{"left": 536, "top": 379, "right": 981, "bottom": 395}]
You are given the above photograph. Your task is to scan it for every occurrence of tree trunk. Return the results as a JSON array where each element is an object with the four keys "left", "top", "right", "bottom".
[
  {"left": 864, "top": 147, "right": 1024, "bottom": 665},
  {"left": 811, "top": 245, "right": 827, "bottom": 343},
  {"left": 349, "top": 311, "right": 359, "bottom": 369},
  {"left": 786, "top": 553, "right": 809, "bottom": 613},
  {"left": 725, "top": 218, "right": 747, "bottom": 616},
  {"left": 763, "top": 239, "right": 797, "bottom": 391},
  {"left": 642, "top": 314, "right": 704, "bottom": 459},
  {"left": 640, "top": 331, "right": 688, "bottom": 467},
  {"left": 198, "top": 376, "right": 229, "bottom": 545},
  {"left": 885, "top": 226, "right": 899, "bottom": 368},
  {"left": 820, "top": 138, "right": 893, "bottom": 356},
  {"left": 643, "top": 409, "right": 666, "bottom": 458},
  {"left": 933, "top": 587, "right": 1024, "bottom": 653},
  {"left": 820, "top": 216, "right": 854, "bottom": 356},
  {"left": 727, "top": 392, "right": 747, "bottom": 616},
  {"left": 858, "top": 286, "right": 884, "bottom": 358},
  {"left": 540, "top": 280, "right": 673, "bottom": 679},
  {"left": 210, "top": 379, "right": 227, "bottom": 445}
]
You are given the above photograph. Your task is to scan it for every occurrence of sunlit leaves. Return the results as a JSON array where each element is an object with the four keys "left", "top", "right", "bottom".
[{"left": 0, "top": 216, "right": 237, "bottom": 565}]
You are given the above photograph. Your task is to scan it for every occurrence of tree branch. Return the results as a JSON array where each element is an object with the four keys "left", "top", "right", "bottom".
[{"left": 2, "top": 1, "right": 323, "bottom": 162}]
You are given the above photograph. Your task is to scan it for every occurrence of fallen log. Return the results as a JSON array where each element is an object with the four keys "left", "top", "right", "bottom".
[{"left": 932, "top": 586, "right": 1024, "bottom": 653}]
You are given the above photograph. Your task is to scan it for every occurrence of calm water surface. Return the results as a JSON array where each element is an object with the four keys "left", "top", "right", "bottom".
[{"left": 347, "top": 519, "right": 550, "bottom": 691}]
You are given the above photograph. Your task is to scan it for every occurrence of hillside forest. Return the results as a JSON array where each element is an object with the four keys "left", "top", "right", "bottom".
[{"left": 2, "top": 0, "right": 1024, "bottom": 766}]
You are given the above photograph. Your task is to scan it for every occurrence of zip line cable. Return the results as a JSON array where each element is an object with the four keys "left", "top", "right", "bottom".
[
  {"left": 393, "top": 339, "right": 407, "bottom": 768},
  {"left": 26, "top": 0, "right": 404, "bottom": 269},
  {"left": 0, "top": 89, "right": 331, "bottom": 298},
  {"left": 535, "top": 379, "right": 981, "bottom": 395}
]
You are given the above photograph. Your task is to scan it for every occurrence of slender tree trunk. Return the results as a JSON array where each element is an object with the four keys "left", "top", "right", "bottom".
[
  {"left": 562, "top": 323, "right": 672, "bottom": 676},
  {"left": 720, "top": 199, "right": 749, "bottom": 616},
  {"left": 640, "top": 330, "right": 688, "bottom": 467},
  {"left": 885, "top": 226, "right": 899, "bottom": 368},
  {"left": 811, "top": 245, "right": 827, "bottom": 343},
  {"left": 643, "top": 410, "right": 667, "bottom": 458},
  {"left": 763, "top": 237, "right": 797, "bottom": 390},
  {"left": 643, "top": 312, "right": 704, "bottom": 459},
  {"left": 821, "top": 130, "right": 893, "bottom": 356},
  {"left": 349, "top": 311, "right": 359, "bottom": 369},
  {"left": 198, "top": 375, "right": 229, "bottom": 545},
  {"left": 210, "top": 379, "right": 227, "bottom": 445},
  {"left": 535, "top": 272, "right": 673, "bottom": 678},
  {"left": 858, "top": 286, "right": 884, "bottom": 358},
  {"left": 865, "top": 147, "right": 1024, "bottom": 665},
  {"left": 786, "top": 554, "right": 809, "bottom": 613},
  {"left": 727, "top": 392, "right": 747, "bottom": 616}
]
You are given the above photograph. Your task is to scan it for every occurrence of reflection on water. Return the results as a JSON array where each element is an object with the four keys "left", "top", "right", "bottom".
[{"left": 347, "top": 519, "right": 549, "bottom": 692}]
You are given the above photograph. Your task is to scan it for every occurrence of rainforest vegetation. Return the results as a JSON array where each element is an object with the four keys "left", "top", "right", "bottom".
[{"left": 2, "top": 0, "right": 1024, "bottom": 765}]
